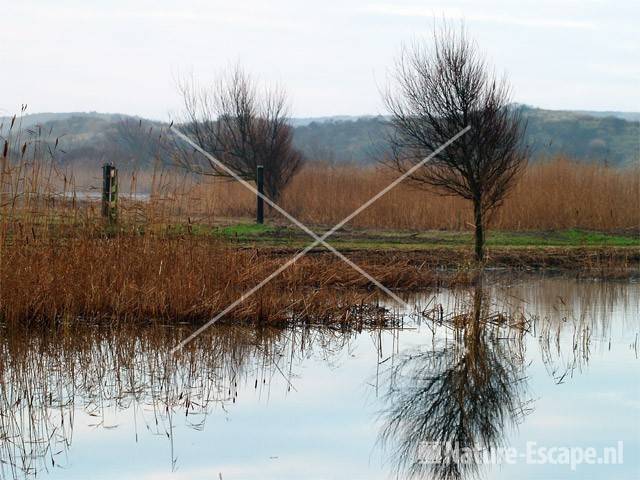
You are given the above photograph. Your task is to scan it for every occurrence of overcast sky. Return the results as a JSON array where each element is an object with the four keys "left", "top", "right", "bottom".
[{"left": 2, "top": 0, "right": 638, "bottom": 119}]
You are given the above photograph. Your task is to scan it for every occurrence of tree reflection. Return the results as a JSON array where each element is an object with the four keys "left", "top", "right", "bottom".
[{"left": 379, "top": 282, "right": 532, "bottom": 480}]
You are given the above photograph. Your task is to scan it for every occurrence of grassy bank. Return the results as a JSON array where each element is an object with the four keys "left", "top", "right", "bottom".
[
  {"left": 207, "top": 223, "right": 640, "bottom": 249},
  {"left": 213, "top": 223, "right": 639, "bottom": 275}
]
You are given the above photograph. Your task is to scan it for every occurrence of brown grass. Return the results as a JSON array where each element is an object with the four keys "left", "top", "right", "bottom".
[
  {"left": 3, "top": 232, "right": 636, "bottom": 325},
  {"left": 1, "top": 235, "right": 474, "bottom": 325},
  {"left": 197, "top": 157, "right": 638, "bottom": 231}
]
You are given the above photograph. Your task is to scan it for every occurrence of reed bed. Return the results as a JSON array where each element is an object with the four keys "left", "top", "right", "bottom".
[
  {"left": 278, "top": 158, "right": 640, "bottom": 231},
  {"left": 2, "top": 235, "right": 466, "bottom": 326},
  {"left": 5, "top": 158, "right": 636, "bottom": 239},
  {"left": 166, "top": 158, "right": 637, "bottom": 231}
]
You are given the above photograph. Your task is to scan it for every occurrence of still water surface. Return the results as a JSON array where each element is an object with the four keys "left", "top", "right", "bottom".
[{"left": 1, "top": 276, "right": 638, "bottom": 479}]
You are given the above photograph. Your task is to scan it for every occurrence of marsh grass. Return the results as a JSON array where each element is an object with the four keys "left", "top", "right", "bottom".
[
  {"left": 2, "top": 234, "right": 469, "bottom": 325},
  {"left": 170, "top": 158, "right": 639, "bottom": 231}
]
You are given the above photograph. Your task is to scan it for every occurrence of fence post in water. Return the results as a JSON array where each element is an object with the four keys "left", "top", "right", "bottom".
[
  {"left": 102, "top": 164, "right": 118, "bottom": 224},
  {"left": 256, "top": 165, "right": 264, "bottom": 224}
]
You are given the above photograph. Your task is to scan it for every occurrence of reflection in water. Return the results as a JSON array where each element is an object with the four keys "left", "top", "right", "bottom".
[
  {"left": 378, "top": 277, "right": 638, "bottom": 480},
  {"left": 379, "top": 282, "right": 532, "bottom": 480},
  {"left": 523, "top": 278, "right": 634, "bottom": 382},
  {"left": 0, "top": 325, "right": 353, "bottom": 479},
  {"left": 0, "top": 276, "right": 636, "bottom": 479}
]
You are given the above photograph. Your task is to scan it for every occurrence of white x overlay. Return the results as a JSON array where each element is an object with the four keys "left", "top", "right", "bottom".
[{"left": 170, "top": 125, "right": 470, "bottom": 352}]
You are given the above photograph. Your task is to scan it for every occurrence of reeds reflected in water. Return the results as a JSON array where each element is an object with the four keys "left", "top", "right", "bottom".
[
  {"left": 0, "top": 276, "right": 636, "bottom": 479},
  {"left": 0, "top": 324, "right": 358, "bottom": 478}
]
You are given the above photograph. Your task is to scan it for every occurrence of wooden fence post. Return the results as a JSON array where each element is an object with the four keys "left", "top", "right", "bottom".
[
  {"left": 102, "top": 164, "right": 118, "bottom": 224},
  {"left": 256, "top": 165, "right": 264, "bottom": 224}
]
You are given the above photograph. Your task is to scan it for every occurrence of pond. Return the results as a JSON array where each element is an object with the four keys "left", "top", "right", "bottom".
[{"left": 0, "top": 275, "right": 638, "bottom": 479}]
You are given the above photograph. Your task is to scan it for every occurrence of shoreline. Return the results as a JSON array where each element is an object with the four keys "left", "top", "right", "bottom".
[{"left": 1, "top": 233, "right": 637, "bottom": 326}]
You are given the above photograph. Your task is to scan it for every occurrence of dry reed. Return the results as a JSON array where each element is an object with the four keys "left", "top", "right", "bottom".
[
  {"left": 2, "top": 235, "right": 466, "bottom": 325},
  {"left": 177, "top": 157, "right": 639, "bottom": 231},
  {"left": 284, "top": 158, "right": 640, "bottom": 231}
]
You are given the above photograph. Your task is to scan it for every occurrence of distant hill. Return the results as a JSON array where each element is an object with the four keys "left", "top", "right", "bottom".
[
  {"left": 0, "top": 111, "right": 128, "bottom": 129},
  {"left": 292, "top": 107, "right": 640, "bottom": 166},
  {"left": 0, "top": 112, "right": 164, "bottom": 169},
  {"left": 2, "top": 107, "right": 638, "bottom": 168},
  {"left": 571, "top": 110, "right": 640, "bottom": 122},
  {"left": 293, "top": 116, "right": 390, "bottom": 163},
  {"left": 521, "top": 107, "right": 639, "bottom": 166}
]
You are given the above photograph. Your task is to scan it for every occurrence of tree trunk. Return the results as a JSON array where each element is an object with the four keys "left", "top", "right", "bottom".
[
  {"left": 473, "top": 199, "right": 485, "bottom": 263},
  {"left": 472, "top": 279, "right": 483, "bottom": 328}
]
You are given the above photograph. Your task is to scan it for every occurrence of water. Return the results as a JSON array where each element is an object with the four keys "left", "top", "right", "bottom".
[{"left": 0, "top": 276, "right": 638, "bottom": 479}]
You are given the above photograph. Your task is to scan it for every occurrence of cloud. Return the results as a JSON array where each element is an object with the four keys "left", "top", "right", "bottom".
[
  {"left": 363, "top": 3, "right": 596, "bottom": 29},
  {"left": 4, "top": 2, "right": 305, "bottom": 32}
]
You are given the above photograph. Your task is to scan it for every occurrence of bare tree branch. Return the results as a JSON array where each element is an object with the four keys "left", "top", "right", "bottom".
[
  {"left": 175, "top": 65, "right": 304, "bottom": 203},
  {"left": 383, "top": 24, "right": 529, "bottom": 261}
]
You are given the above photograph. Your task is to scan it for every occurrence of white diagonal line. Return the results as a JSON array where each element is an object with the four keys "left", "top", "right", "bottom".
[
  {"left": 171, "top": 127, "right": 409, "bottom": 305},
  {"left": 304, "top": 126, "right": 471, "bottom": 241},
  {"left": 170, "top": 125, "right": 469, "bottom": 352},
  {"left": 171, "top": 241, "right": 321, "bottom": 353}
]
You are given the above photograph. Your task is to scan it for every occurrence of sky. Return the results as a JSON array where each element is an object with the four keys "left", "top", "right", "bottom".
[{"left": 2, "top": 0, "right": 638, "bottom": 120}]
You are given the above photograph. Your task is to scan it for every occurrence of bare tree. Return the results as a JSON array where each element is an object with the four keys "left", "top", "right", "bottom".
[
  {"left": 384, "top": 25, "right": 528, "bottom": 261},
  {"left": 176, "top": 66, "right": 304, "bottom": 203}
]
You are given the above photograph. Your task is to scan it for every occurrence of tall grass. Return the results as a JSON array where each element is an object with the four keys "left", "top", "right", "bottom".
[
  {"left": 176, "top": 158, "right": 638, "bottom": 231},
  {"left": 283, "top": 158, "right": 639, "bottom": 231},
  {"left": 4, "top": 234, "right": 477, "bottom": 324}
]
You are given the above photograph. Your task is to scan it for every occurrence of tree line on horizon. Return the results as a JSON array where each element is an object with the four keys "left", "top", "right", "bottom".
[{"left": 7, "top": 105, "right": 638, "bottom": 169}]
